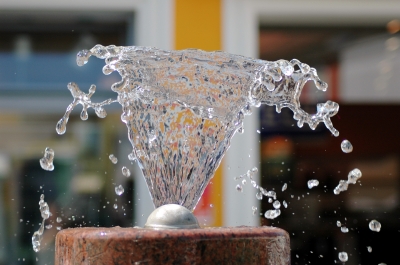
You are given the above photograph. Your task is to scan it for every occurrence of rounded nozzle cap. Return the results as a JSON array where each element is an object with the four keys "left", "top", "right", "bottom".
[{"left": 144, "top": 204, "right": 200, "bottom": 229}]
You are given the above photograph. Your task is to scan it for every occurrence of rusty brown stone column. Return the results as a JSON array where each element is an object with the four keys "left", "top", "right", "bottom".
[{"left": 55, "top": 226, "right": 290, "bottom": 265}]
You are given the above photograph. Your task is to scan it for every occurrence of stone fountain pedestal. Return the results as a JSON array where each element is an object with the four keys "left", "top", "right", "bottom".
[{"left": 55, "top": 226, "right": 290, "bottom": 265}]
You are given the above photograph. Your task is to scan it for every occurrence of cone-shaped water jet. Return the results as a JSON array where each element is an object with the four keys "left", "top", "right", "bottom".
[{"left": 57, "top": 45, "right": 339, "bottom": 212}]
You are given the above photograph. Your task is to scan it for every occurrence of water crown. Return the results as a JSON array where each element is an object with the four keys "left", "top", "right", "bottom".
[{"left": 57, "top": 44, "right": 339, "bottom": 211}]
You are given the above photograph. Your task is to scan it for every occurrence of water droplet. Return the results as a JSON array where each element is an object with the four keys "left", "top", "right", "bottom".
[
  {"left": 341, "top": 140, "right": 353, "bottom": 153},
  {"left": 347, "top": 168, "right": 362, "bottom": 184},
  {"left": 56, "top": 217, "right": 62, "bottom": 223},
  {"left": 283, "top": 200, "right": 287, "bottom": 208},
  {"left": 115, "top": 185, "right": 124, "bottom": 196},
  {"left": 251, "top": 180, "right": 257, "bottom": 188},
  {"left": 32, "top": 194, "right": 51, "bottom": 252},
  {"left": 236, "top": 184, "right": 243, "bottom": 192},
  {"left": 277, "top": 59, "right": 294, "bottom": 76},
  {"left": 45, "top": 224, "right": 52, "bottom": 229},
  {"left": 252, "top": 206, "right": 257, "bottom": 215},
  {"left": 113, "top": 204, "right": 118, "bottom": 209},
  {"left": 268, "top": 198, "right": 273, "bottom": 203},
  {"left": 32, "top": 232, "right": 41, "bottom": 252},
  {"left": 56, "top": 118, "right": 67, "bottom": 135},
  {"left": 122, "top": 166, "right": 131, "bottom": 177},
  {"left": 369, "top": 219, "right": 381, "bottom": 232},
  {"left": 76, "top": 49, "right": 92, "bottom": 66},
  {"left": 334, "top": 180, "right": 348, "bottom": 195},
  {"left": 256, "top": 130, "right": 260, "bottom": 133},
  {"left": 109, "top": 154, "right": 118, "bottom": 164},
  {"left": 242, "top": 179, "right": 247, "bottom": 185},
  {"left": 267, "top": 190, "right": 276, "bottom": 199},
  {"left": 80, "top": 109, "right": 88, "bottom": 120},
  {"left": 264, "top": 209, "right": 281, "bottom": 219},
  {"left": 337, "top": 221, "right": 341, "bottom": 227},
  {"left": 39, "top": 147, "right": 54, "bottom": 171},
  {"left": 341, "top": 226, "right": 349, "bottom": 233},
  {"left": 256, "top": 192, "right": 263, "bottom": 200},
  {"left": 282, "top": 183, "right": 287, "bottom": 192},
  {"left": 273, "top": 200, "right": 281, "bottom": 209},
  {"left": 56, "top": 226, "right": 62, "bottom": 231},
  {"left": 247, "top": 171, "right": 253, "bottom": 179},
  {"left": 367, "top": 246, "right": 372, "bottom": 252},
  {"left": 95, "top": 107, "right": 107, "bottom": 118},
  {"left": 338, "top": 251, "right": 348, "bottom": 262},
  {"left": 307, "top": 179, "right": 319, "bottom": 189}
]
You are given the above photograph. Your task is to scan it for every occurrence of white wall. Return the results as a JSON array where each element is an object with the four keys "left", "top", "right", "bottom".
[{"left": 222, "top": 0, "right": 260, "bottom": 226}]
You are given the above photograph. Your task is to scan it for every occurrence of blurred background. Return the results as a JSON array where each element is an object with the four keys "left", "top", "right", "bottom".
[{"left": 0, "top": 0, "right": 399, "bottom": 264}]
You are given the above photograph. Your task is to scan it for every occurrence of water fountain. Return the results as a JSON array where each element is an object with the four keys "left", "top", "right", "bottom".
[{"left": 48, "top": 44, "right": 339, "bottom": 264}]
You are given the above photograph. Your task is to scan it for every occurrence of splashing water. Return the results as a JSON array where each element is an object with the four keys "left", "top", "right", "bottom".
[
  {"left": 109, "top": 154, "right": 118, "bottom": 164},
  {"left": 234, "top": 167, "right": 285, "bottom": 219},
  {"left": 115, "top": 185, "right": 124, "bottom": 196},
  {"left": 341, "top": 140, "right": 353, "bottom": 153},
  {"left": 369, "top": 220, "right": 381, "bottom": 232},
  {"left": 58, "top": 44, "right": 339, "bottom": 210},
  {"left": 307, "top": 179, "right": 319, "bottom": 189},
  {"left": 32, "top": 194, "right": 51, "bottom": 252},
  {"left": 56, "top": 83, "right": 117, "bottom": 135},
  {"left": 338, "top": 252, "right": 348, "bottom": 262},
  {"left": 334, "top": 168, "right": 362, "bottom": 194},
  {"left": 39, "top": 147, "right": 54, "bottom": 171}
]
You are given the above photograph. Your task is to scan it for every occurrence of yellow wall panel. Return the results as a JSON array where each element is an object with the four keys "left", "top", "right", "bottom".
[
  {"left": 175, "top": 0, "right": 223, "bottom": 226},
  {"left": 175, "top": 0, "right": 221, "bottom": 51}
]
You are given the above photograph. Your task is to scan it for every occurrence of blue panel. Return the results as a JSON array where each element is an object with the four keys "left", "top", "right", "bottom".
[{"left": 0, "top": 52, "right": 120, "bottom": 92}]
